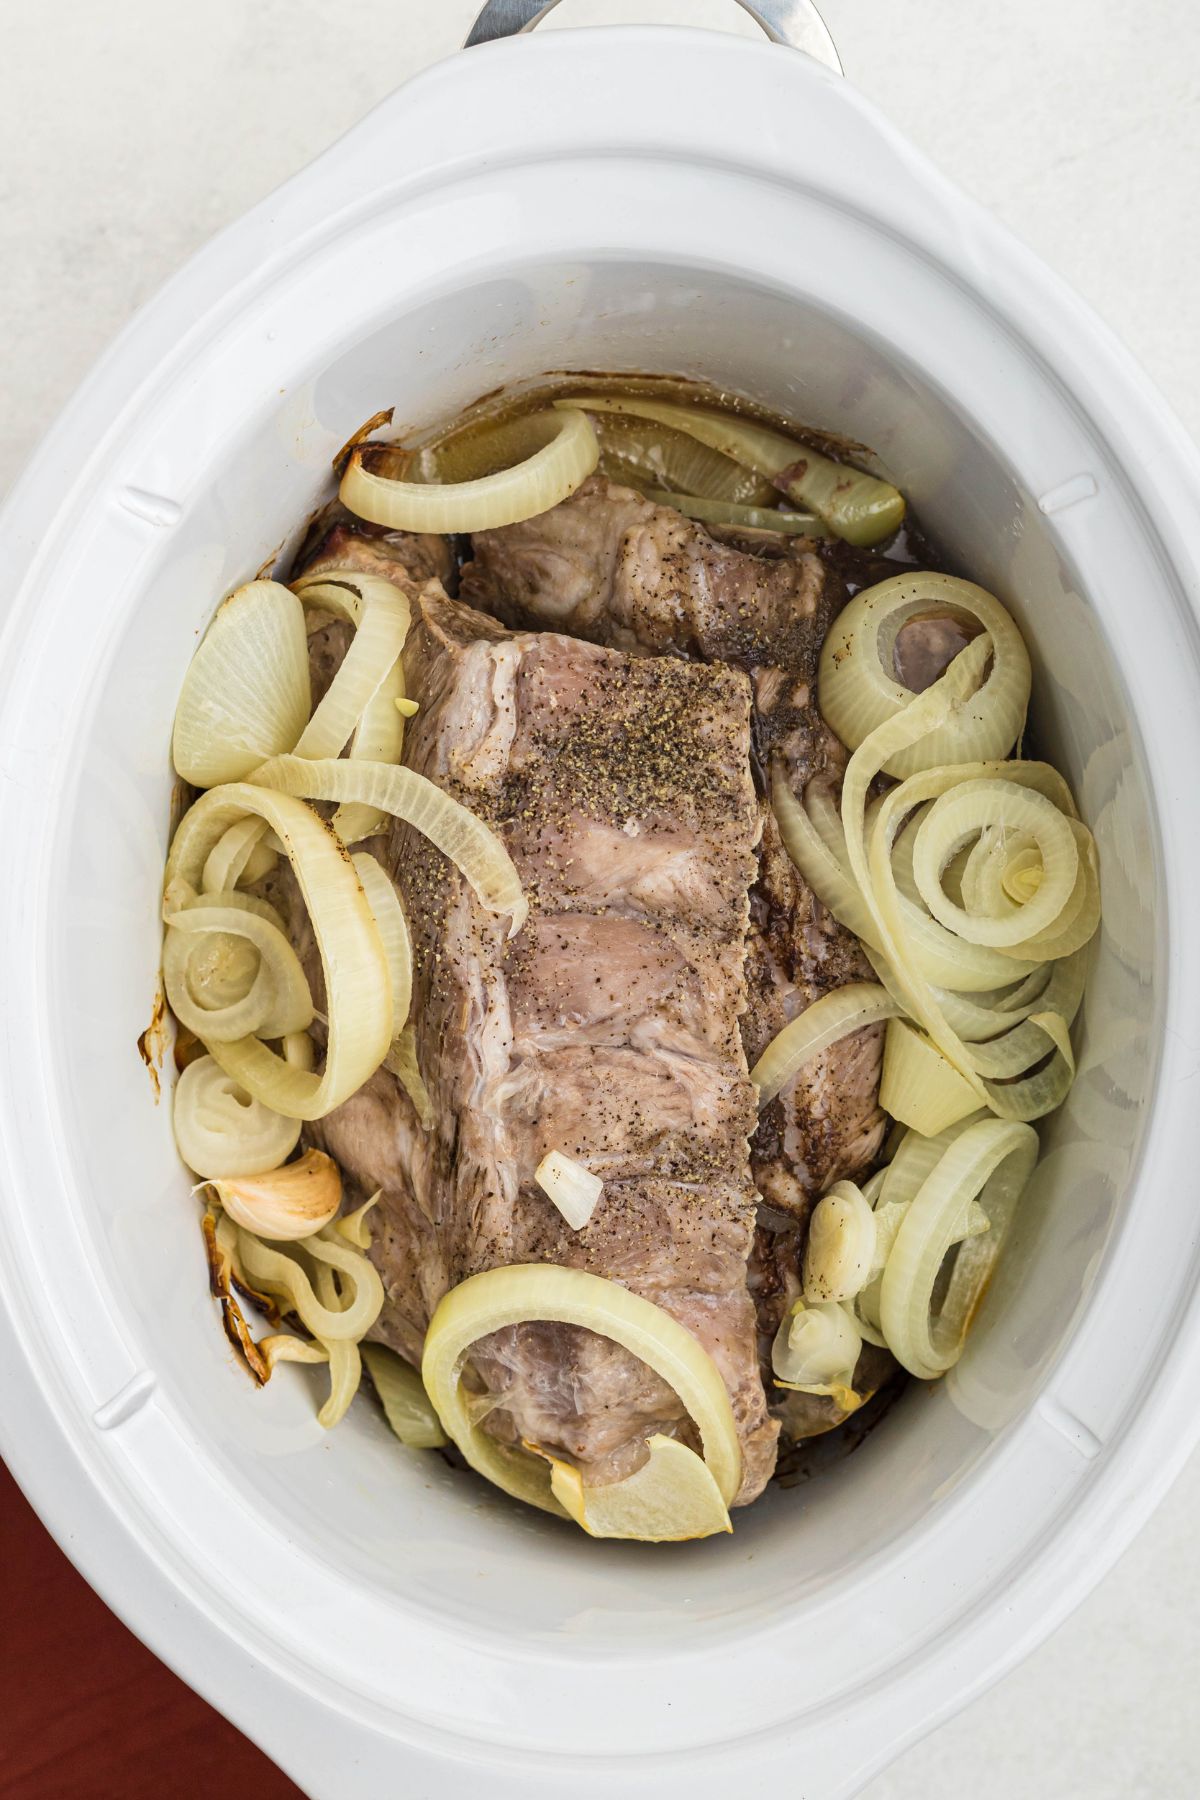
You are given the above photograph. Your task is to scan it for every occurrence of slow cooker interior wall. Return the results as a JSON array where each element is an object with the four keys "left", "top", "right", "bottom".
[{"left": 50, "top": 259, "right": 1157, "bottom": 1636}]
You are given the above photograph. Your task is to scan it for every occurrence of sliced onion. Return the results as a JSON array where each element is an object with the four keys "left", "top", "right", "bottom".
[
  {"left": 535, "top": 1151, "right": 604, "bottom": 1231},
  {"left": 250, "top": 755, "right": 527, "bottom": 937},
  {"left": 879, "top": 1017, "right": 981, "bottom": 1137},
  {"left": 840, "top": 655, "right": 1095, "bottom": 1114},
  {"left": 772, "top": 1299, "right": 863, "bottom": 1397},
  {"left": 548, "top": 1435, "right": 732, "bottom": 1542},
  {"left": 642, "top": 488, "right": 825, "bottom": 535},
  {"left": 308, "top": 1252, "right": 363, "bottom": 1429},
  {"left": 421, "top": 1265, "right": 743, "bottom": 1518},
  {"left": 750, "top": 982, "right": 901, "bottom": 1106},
  {"left": 236, "top": 1222, "right": 385, "bottom": 1344},
  {"left": 557, "top": 396, "right": 904, "bottom": 545},
  {"left": 778, "top": 774, "right": 1042, "bottom": 992},
  {"left": 335, "top": 1193, "right": 380, "bottom": 1250},
  {"left": 162, "top": 895, "right": 314, "bottom": 1043},
  {"left": 292, "top": 568, "right": 415, "bottom": 841},
  {"left": 802, "top": 1182, "right": 877, "bottom": 1303},
  {"left": 201, "top": 816, "right": 274, "bottom": 894},
  {"left": 352, "top": 853, "right": 413, "bottom": 1036},
  {"left": 340, "top": 408, "right": 599, "bottom": 534},
  {"left": 165, "top": 784, "right": 393, "bottom": 1121},
  {"left": 819, "top": 574, "right": 1032, "bottom": 778},
  {"left": 291, "top": 574, "right": 411, "bottom": 763},
  {"left": 361, "top": 1343, "right": 448, "bottom": 1449},
  {"left": 384, "top": 1027, "right": 434, "bottom": 1129},
  {"left": 173, "top": 1055, "right": 300, "bottom": 1179},
  {"left": 588, "top": 409, "right": 776, "bottom": 504},
  {"left": 172, "top": 581, "right": 311, "bottom": 786},
  {"left": 879, "top": 1117, "right": 1038, "bottom": 1379},
  {"left": 911, "top": 782, "right": 1077, "bottom": 947}
]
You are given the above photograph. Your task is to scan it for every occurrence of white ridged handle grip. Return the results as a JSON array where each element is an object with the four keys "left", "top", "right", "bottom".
[{"left": 464, "top": 0, "right": 843, "bottom": 73}]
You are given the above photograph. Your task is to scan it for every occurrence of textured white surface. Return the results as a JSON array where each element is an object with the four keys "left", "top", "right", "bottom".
[{"left": 1, "top": 1, "right": 1197, "bottom": 1793}]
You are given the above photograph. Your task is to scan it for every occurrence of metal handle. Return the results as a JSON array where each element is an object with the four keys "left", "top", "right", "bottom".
[{"left": 464, "top": 0, "right": 843, "bottom": 73}]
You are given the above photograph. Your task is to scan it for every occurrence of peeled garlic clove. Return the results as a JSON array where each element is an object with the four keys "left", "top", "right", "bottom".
[{"left": 213, "top": 1149, "right": 342, "bottom": 1242}]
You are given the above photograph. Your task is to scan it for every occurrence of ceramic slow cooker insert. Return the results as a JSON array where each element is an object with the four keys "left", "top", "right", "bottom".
[{"left": 1, "top": 7, "right": 1199, "bottom": 1797}]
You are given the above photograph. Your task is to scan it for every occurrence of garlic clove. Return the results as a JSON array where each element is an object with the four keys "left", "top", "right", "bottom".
[{"left": 213, "top": 1149, "right": 342, "bottom": 1242}]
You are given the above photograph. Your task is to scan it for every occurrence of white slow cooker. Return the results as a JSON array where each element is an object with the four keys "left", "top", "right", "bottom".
[{"left": 2, "top": 5, "right": 1199, "bottom": 1795}]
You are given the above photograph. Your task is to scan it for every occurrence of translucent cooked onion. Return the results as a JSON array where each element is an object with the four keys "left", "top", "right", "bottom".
[
  {"left": 879, "top": 1116, "right": 1038, "bottom": 1379},
  {"left": 340, "top": 408, "right": 599, "bottom": 533},
  {"left": 774, "top": 773, "right": 1043, "bottom": 994},
  {"left": 911, "top": 782, "right": 1077, "bottom": 947},
  {"left": 750, "top": 982, "right": 901, "bottom": 1106},
  {"left": 236, "top": 1221, "right": 385, "bottom": 1345},
  {"left": 819, "top": 574, "right": 1032, "bottom": 778},
  {"left": 352, "top": 852, "right": 413, "bottom": 1037},
  {"left": 772, "top": 1299, "right": 862, "bottom": 1395},
  {"left": 291, "top": 574, "right": 411, "bottom": 763},
  {"left": 166, "top": 784, "right": 393, "bottom": 1121},
  {"left": 421, "top": 1265, "right": 742, "bottom": 1520},
  {"left": 162, "top": 893, "right": 314, "bottom": 1043},
  {"left": 642, "top": 488, "right": 825, "bottom": 535},
  {"left": 588, "top": 410, "right": 776, "bottom": 505},
  {"left": 803, "top": 1182, "right": 877, "bottom": 1303},
  {"left": 775, "top": 584, "right": 1096, "bottom": 1129},
  {"left": 173, "top": 1054, "right": 300, "bottom": 1178},
  {"left": 838, "top": 652, "right": 1096, "bottom": 1121},
  {"left": 879, "top": 1017, "right": 981, "bottom": 1137},
  {"left": 557, "top": 395, "right": 904, "bottom": 544},
  {"left": 334, "top": 1193, "right": 379, "bottom": 1250},
  {"left": 384, "top": 1027, "right": 434, "bottom": 1128},
  {"left": 535, "top": 1150, "right": 604, "bottom": 1230},
  {"left": 361, "top": 1343, "right": 448, "bottom": 1449},
  {"left": 251, "top": 754, "right": 527, "bottom": 937},
  {"left": 201, "top": 817, "right": 275, "bottom": 895},
  {"left": 547, "top": 1435, "right": 732, "bottom": 1542},
  {"left": 172, "top": 581, "right": 311, "bottom": 786},
  {"left": 292, "top": 569, "right": 414, "bottom": 842}
]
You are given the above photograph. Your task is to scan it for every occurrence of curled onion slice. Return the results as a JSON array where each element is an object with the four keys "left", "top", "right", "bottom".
[
  {"left": 340, "top": 408, "right": 599, "bottom": 533},
  {"left": 162, "top": 894, "right": 314, "bottom": 1043},
  {"left": 166, "top": 784, "right": 392, "bottom": 1121},
  {"left": 879, "top": 1117, "right": 1038, "bottom": 1379},
  {"left": 819, "top": 574, "right": 1032, "bottom": 778},
  {"left": 292, "top": 568, "right": 414, "bottom": 841},
  {"left": 911, "top": 781, "right": 1077, "bottom": 947},
  {"left": 750, "top": 982, "right": 901, "bottom": 1106},
  {"left": 558, "top": 396, "right": 904, "bottom": 545},
  {"left": 201, "top": 817, "right": 275, "bottom": 895},
  {"left": 642, "top": 488, "right": 824, "bottom": 536},
  {"left": 772, "top": 1299, "right": 863, "bottom": 1402},
  {"left": 173, "top": 1055, "right": 300, "bottom": 1179},
  {"left": 251, "top": 755, "right": 527, "bottom": 937},
  {"left": 291, "top": 574, "right": 411, "bottom": 763},
  {"left": 172, "top": 581, "right": 311, "bottom": 786},
  {"left": 236, "top": 1222, "right": 385, "bottom": 1344},
  {"left": 308, "top": 1254, "right": 365, "bottom": 1429},
  {"left": 421, "top": 1265, "right": 742, "bottom": 1520}
]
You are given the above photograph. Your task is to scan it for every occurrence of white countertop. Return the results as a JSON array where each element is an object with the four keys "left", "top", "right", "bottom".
[{"left": 2, "top": 1, "right": 1197, "bottom": 1793}]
